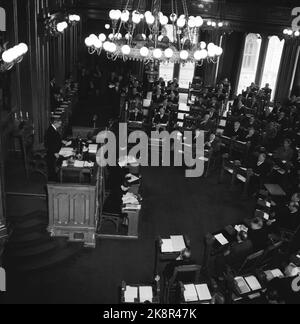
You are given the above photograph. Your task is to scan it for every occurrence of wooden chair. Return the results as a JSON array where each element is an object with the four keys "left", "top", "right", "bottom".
[
  {"left": 98, "top": 212, "right": 124, "bottom": 234},
  {"left": 164, "top": 265, "right": 202, "bottom": 304},
  {"left": 234, "top": 166, "right": 253, "bottom": 197},
  {"left": 237, "top": 249, "right": 265, "bottom": 274},
  {"left": 219, "top": 153, "right": 237, "bottom": 186}
]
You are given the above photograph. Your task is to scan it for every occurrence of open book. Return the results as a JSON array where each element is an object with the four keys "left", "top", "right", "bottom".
[{"left": 161, "top": 236, "right": 186, "bottom": 253}]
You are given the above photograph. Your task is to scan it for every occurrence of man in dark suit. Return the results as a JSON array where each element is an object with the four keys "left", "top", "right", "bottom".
[
  {"left": 44, "top": 118, "right": 63, "bottom": 181},
  {"left": 163, "top": 248, "right": 196, "bottom": 282},
  {"left": 225, "top": 121, "right": 245, "bottom": 141},
  {"left": 128, "top": 107, "right": 144, "bottom": 122}
]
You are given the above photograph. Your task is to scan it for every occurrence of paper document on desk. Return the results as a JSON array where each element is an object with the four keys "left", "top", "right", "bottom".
[
  {"left": 124, "top": 286, "right": 138, "bottom": 303},
  {"left": 234, "top": 277, "right": 251, "bottom": 295},
  {"left": 184, "top": 284, "right": 198, "bottom": 302},
  {"left": 170, "top": 236, "right": 186, "bottom": 252},
  {"left": 214, "top": 233, "right": 229, "bottom": 246},
  {"left": 139, "top": 286, "right": 153, "bottom": 303},
  {"left": 161, "top": 239, "right": 174, "bottom": 253},
  {"left": 84, "top": 161, "right": 94, "bottom": 168},
  {"left": 245, "top": 276, "right": 262, "bottom": 291},
  {"left": 74, "top": 161, "right": 85, "bottom": 168},
  {"left": 265, "top": 269, "right": 284, "bottom": 281},
  {"left": 89, "top": 144, "right": 98, "bottom": 154},
  {"left": 127, "top": 174, "right": 140, "bottom": 183},
  {"left": 59, "top": 148, "right": 74, "bottom": 158},
  {"left": 195, "top": 284, "right": 212, "bottom": 301}
]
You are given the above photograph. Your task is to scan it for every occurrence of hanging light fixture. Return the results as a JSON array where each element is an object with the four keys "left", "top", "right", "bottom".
[
  {"left": 0, "top": 42, "right": 29, "bottom": 72},
  {"left": 84, "top": 0, "right": 226, "bottom": 65}
]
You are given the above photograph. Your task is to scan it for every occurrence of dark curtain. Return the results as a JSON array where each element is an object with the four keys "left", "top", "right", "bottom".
[{"left": 275, "top": 41, "right": 300, "bottom": 103}]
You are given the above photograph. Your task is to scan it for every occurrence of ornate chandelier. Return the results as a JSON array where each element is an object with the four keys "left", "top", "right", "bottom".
[{"left": 85, "top": 0, "right": 225, "bottom": 65}]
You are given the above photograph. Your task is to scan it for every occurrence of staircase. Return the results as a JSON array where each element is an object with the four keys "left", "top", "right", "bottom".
[{"left": 4, "top": 211, "right": 84, "bottom": 272}]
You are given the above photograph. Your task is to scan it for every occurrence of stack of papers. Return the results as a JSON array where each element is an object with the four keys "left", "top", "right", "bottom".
[
  {"left": 119, "top": 156, "right": 138, "bottom": 167},
  {"left": 88, "top": 144, "right": 98, "bottom": 154},
  {"left": 139, "top": 286, "right": 153, "bottom": 303},
  {"left": 214, "top": 233, "right": 229, "bottom": 246},
  {"left": 195, "top": 284, "right": 212, "bottom": 301},
  {"left": 59, "top": 147, "right": 74, "bottom": 158},
  {"left": 234, "top": 277, "right": 251, "bottom": 295},
  {"left": 74, "top": 160, "right": 85, "bottom": 168},
  {"left": 264, "top": 269, "right": 284, "bottom": 281},
  {"left": 161, "top": 236, "right": 186, "bottom": 253},
  {"left": 124, "top": 286, "right": 138, "bottom": 303},
  {"left": 122, "top": 193, "right": 139, "bottom": 205},
  {"left": 244, "top": 276, "right": 262, "bottom": 291},
  {"left": 83, "top": 161, "right": 94, "bottom": 168},
  {"left": 126, "top": 174, "right": 140, "bottom": 184},
  {"left": 234, "top": 224, "right": 248, "bottom": 233},
  {"left": 184, "top": 284, "right": 198, "bottom": 302}
]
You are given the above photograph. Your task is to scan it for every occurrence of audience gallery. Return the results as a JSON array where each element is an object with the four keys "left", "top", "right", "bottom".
[{"left": 95, "top": 123, "right": 206, "bottom": 178}]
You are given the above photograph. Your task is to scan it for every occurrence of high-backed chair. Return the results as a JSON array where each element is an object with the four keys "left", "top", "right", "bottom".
[{"left": 164, "top": 264, "right": 202, "bottom": 304}]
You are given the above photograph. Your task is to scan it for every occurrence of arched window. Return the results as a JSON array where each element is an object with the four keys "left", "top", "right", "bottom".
[
  {"left": 238, "top": 33, "right": 262, "bottom": 94},
  {"left": 261, "top": 36, "right": 285, "bottom": 100},
  {"left": 0, "top": 7, "right": 6, "bottom": 32}
]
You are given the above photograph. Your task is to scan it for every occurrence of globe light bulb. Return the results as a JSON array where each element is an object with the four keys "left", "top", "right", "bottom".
[
  {"left": 180, "top": 50, "right": 189, "bottom": 60},
  {"left": 215, "top": 46, "right": 223, "bottom": 56},
  {"left": 103, "top": 41, "right": 111, "bottom": 51},
  {"left": 211, "top": 21, "right": 217, "bottom": 27},
  {"left": 94, "top": 39, "right": 102, "bottom": 49},
  {"left": 193, "top": 50, "right": 202, "bottom": 61},
  {"left": 200, "top": 49, "right": 208, "bottom": 59},
  {"left": 121, "top": 10, "right": 130, "bottom": 22},
  {"left": 295, "top": 30, "right": 300, "bottom": 37},
  {"left": 144, "top": 11, "right": 152, "bottom": 18},
  {"left": 164, "top": 48, "right": 174, "bottom": 59},
  {"left": 200, "top": 41, "right": 207, "bottom": 49},
  {"left": 207, "top": 20, "right": 212, "bottom": 26},
  {"left": 114, "top": 10, "right": 122, "bottom": 20},
  {"left": 121, "top": 45, "right": 131, "bottom": 55},
  {"left": 99, "top": 33, "right": 106, "bottom": 42},
  {"left": 140, "top": 47, "right": 149, "bottom": 57},
  {"left": 18, "top": 43, "right": 28, "bottom": 55},
  {"left": 109, "top": 43, "right": 117, "bottom": 53},
  {"left": 146, "top": 14, "right": 155, "bottom": 25},
  {"left": 105, "top": 24, "right": 111, "bottom": 30},
  {"left": 141, "top": 33, "right": 147, "bottom": 40},
  {"left": 153, "top": 48, "right": 162, "bottom": 59},
  {"left": 85, "top": 37, "right": 93, "bottom": 47},
  {"left": 170, "top": 13, "right": 177, "bottom": 22},
  {"left": 2, "top": 50, "right": 13, "bottom": 63},
  {"left": 283, "top": 29, "right": 288, "bottom": 35},
  {"left": 132, "top": 14, "right": 141, "bottom": 24},
  {"left": 207, "top": 43, "right": 215, "bottom": 52},
  {"left": 195, "top": 16, "right": 204, "bottom": 27},
  {"left": 218, "top": 22, "right": 224, "bottom": 28},
  {"left": 108, "top": 33, "right": 114, "bottom": 40},
  {"left": 188, "top": 16, "right": 196, "bottom": 28},
  {"left": 177, "top": 18, "right": 186, "bottom": 28},
  {"left": 109, "top": 10, "right": 116, "bottom": 20},
  {"left": 125, "top": 33, "right": 131, "bottom": 40},
  {"left": 160, "top": 16, "right": 169, "bottom": 26}
]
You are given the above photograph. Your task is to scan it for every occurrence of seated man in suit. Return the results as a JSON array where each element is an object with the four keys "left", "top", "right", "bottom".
[
  {"left": 248, "top": 153, "right": 271, "bottom": 194},
  {"left": 128, "top": 107, "right": 143, "bottom": 122},
  {"left": 205, "top": 133, "right": 221, "bottom": 155},
  {"left": 163, "top": 248, "right": 196, "bottom": 282},
  {"left": 198, "top": 113, "right": 214, "bottom": 134},
  {"left": 274, "top": 201, "right": 300, "bottom": 232},
  {"left": 225, "top": 121, "right": 245, "bottom": 141},
  {"left": 153, "top": 107, "right": 169, "bottom": 131},
  {"left": 248, "top": 217, "right": 270, "bottom": 251},
  {"left": 44, "top": 118, "right": 64, "bottom": 181}
]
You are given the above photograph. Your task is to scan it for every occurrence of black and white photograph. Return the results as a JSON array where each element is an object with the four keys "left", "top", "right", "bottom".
[{"left": 0, "top": 0, "right": 300, "bottom": 308}]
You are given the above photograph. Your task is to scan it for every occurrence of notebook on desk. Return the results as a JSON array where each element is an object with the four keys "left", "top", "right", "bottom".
[
  {"left": 184, "top": 284, "right": 198, "bottom": 302},
  {"left": 195, "top": 284, "right": 212, "bottom": 302},
  {"left": 88, "top": 144, "right": 98, "bottom": 154},
  {"left": 139, "top": 286, "right": 153, "bottom": 303},
  {"left": 124, "top": 286, "right": 138, "bottom": 303},
  {"left": 264, "top": 184, "right": 286, "bottom": 196},
  {"left": 161, "top": 235, "right": 186, "bottom": 253}
]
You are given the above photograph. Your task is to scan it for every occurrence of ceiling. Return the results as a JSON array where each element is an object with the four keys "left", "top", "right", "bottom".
[{"left": 74, "top": 0, "right": 298, "bottom": 32}]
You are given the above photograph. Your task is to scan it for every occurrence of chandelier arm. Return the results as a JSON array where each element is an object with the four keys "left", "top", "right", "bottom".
[{"left": 116, "top": 0, "right": 131, "bottom": 37}]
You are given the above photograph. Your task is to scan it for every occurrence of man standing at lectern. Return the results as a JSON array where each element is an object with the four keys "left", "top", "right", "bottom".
[{"left": 44, "top": 118, "right": 63, "bottom": 182}]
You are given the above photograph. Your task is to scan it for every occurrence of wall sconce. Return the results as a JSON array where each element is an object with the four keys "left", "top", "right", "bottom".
[
  {"left": 40, "top": 12, "right": 81, "bottom": 37},
  {"left": 0, "top": 42, "right": 28, "bottom": 72}
]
